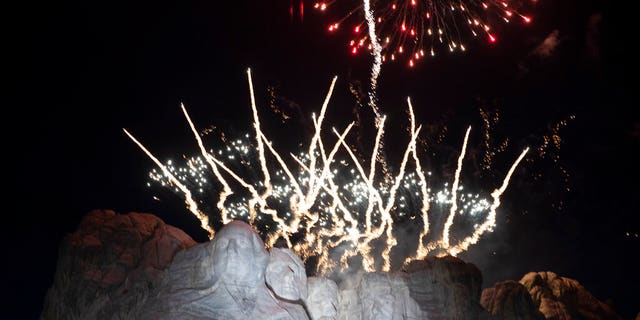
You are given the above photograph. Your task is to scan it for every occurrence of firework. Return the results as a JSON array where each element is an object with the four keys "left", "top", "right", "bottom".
[
  {"left": 314, "top": 0, "right": 533, "bottom": 67},
  {"left": 126, "top": 69, "right": 529, "bottom": 274}
]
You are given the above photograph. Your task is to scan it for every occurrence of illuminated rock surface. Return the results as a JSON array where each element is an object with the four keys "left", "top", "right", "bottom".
[
  {"left": 40, "top": 209, "right": 197, "bottom": 319},
  {"left": 306, "top": 277, "right": 339, "bottom": 320},
  {"left": 42, "top": 211, "right": 623, "bottom": 320},
  {"left": 337, "top": 271, "right": 425, "bottom": 320},
  {"left": 519, "top": 271, "right": 621, "bottom": 320},
  {"left": 404, "top": 255, "right": 485, "bottom": 319},
  {"left": 139, "top": 220, "right": 307, "bottom": 320},
  {"left": 480, "top": 280, "right": 545, "bottom": 319}
]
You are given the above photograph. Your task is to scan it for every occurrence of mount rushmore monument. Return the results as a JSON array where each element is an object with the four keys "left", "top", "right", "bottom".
[{"left": 41, "top": 210, "right": 623, "bottom": 319}]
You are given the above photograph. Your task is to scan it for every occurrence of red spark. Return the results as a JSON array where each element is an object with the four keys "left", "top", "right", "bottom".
[
  {"left": 313, "top": 0, "right": 533, "bottom": 66},
  {"left": 300, "top": 1, "right": 304, "bottom": 21}
]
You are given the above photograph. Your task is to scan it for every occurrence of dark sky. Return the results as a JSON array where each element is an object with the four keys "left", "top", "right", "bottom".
[{"left": 8, "top": 0, "right": 637, "bottom": 318}]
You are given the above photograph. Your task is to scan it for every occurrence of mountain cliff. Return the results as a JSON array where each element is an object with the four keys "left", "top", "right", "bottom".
[{"left": 41, "top": 210, "right": 624, "bottom": 320}]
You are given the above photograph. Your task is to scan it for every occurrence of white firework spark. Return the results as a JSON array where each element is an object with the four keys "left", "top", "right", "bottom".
[{"left": 127, "top": 70, "right": 529, "bottom": 274}]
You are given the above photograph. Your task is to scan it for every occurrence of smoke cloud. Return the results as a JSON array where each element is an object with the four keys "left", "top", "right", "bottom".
[{"left": 532, "top": 30, "right": 560, "bottom": 58}]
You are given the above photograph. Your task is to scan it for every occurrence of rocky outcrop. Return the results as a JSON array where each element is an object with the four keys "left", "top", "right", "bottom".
[
  {"left": 404, "top": 255, "right": 484, "bottom": 320},
  {"left": 519, "top": 271, "right": 621, "bottom": 320},
  {"left": 138, "top": 220, "right": 309, "bottom": 320},
  {"left": 481, "top": 280, "right": 545, "bottom": 320},
  {"left": 42, "top": 211, "right": 624, "bottom": 320},
  {"left": 307, "top": 277, "right": 339, "bottom": 320},
  {"left": 41, "top": 209, "right": 196, "bottom": 319},
  {"left": 336, "top": 271, "right": 424, "bottom": 320}
]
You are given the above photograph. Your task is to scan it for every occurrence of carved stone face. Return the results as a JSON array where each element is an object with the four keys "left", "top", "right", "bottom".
[
  {"left": 265, "top": 247, "right": 307, "bottom": 301},
  {"left": 211, "top": 220, "right": 268, "bottom": 285},
  {"left": 306, "top": 277, "right": 339, "bottom": 320}
]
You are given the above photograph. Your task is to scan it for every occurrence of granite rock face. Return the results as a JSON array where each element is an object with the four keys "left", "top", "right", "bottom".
[
  {"left": 138, "top": 220, "right": 308, "bottom": 320},
  {"left": 42, "top": 211, "right": 623, "bottom": 320},
  {"left": 306, "top": 277, "right": 339, "bottom": 320},
  {"left": 480, "top": 280, "right": 545, "bottom": 320},
  {"left": 336, "top": 271, "right": 425, "bottom": 320},
  {"left": 404, "top": 255, "right": 485, "bottom": 320},
  {"left": 41, "top": 209, "right": 197, "bottom": 319},
  {"left": 519, "top": 271, "right": 621, "bottom": 320}
]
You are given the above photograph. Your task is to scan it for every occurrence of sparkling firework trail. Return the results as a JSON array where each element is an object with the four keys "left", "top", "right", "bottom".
[
  {"left": 131, "top": 70, "right": 529, "bottom": 274},
  {"left": 447, "top": 146, "right": 528, "bottom": 256},
  {"left": 442, "top": 126, "right": 471, "bottom": 248},
  {"left": 122, "top": 129, "right": 216, "bottom": 239},
  {"left": 407, "top": 98, "right": 431, "bottom": 262},
  {"left": 180, "top": 103, "right": 233, "bottom": 225},
  {"left": 479, "top": 107, "right": 509, "bottom": 174},
  {"left": 361, "top": 0, "right": 390, "bottom": 188},
  {"left": 363, "top": 0, "right": 382, "bottom": 111}
]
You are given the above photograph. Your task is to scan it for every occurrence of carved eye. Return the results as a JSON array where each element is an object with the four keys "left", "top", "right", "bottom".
[{"left": 236, "top": 238, "right": 249, "bottom": 247}]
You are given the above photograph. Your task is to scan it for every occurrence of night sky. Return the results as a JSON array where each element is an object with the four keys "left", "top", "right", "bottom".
[{"left": 8, "top": 0, "right": 637, "bottom": 318}]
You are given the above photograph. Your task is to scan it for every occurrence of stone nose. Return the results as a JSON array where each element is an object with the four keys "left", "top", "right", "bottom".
[{"left": 228, "top": 239, "right": 239, "bottom": 254}]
